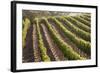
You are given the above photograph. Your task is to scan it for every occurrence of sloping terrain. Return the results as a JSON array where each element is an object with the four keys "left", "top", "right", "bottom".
[{"left": 22, "top": 13, "right": 91, "bottom": 63}]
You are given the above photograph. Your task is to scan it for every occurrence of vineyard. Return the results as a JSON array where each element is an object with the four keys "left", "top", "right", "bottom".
[{"left": 22, "top": 11, "right": 91, "bottom": 63}]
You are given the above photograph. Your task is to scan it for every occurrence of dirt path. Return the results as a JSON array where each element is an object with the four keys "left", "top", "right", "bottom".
[
  {"left": 23, "top": 24, "right": 34, "bottom": 63},
  {"left": 32, "top": 24, "right": 41, "bottom": 62},
  {"left": 40, "top": 26, "right": 55, "bottom": 61},
  {"left": 41, "top": 24, "right": 66, "bottom": 61},
  {"left": 48, "top": 19, "right": 90, "bottom": 59}
]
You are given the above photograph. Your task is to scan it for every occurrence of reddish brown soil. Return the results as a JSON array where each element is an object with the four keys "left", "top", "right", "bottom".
[
  {"left": 32, "top": 24, "right": 41, "bottom": 62},
  {"left": 22, "top": 24, "right": 34, "bottom": 63},
  {"left": 41, "top": 24, "right": 66, "bottom": 61},
  {"left": 40, "top": 24, "right": 56, "bottom": 61}
]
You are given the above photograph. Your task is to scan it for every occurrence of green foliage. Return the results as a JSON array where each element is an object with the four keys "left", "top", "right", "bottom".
[
  {"left": 64, "top": 16, "right": 90, "bottom": 33},
  {"left": 72, "top": 16, "right": 90, "bottom": 27},
  {"left": 83, "top": 14, "right": 91, "bottom": 18},
  {"left": 22, "top": 18, "right": 31, "bottom": 48},
  {"left": 49, "top": 17, "right": 91, "bottom": 55},
  {"left": 57, "top": 16, "right": 90, "bottom": 41},
  {"left": 80, "top": 15, "right": 91, "bottom": 21},
  {"left": 77, "top": 39, "right": 90, "bottom": 55},
  {"left": 36, "top": 18, "right": 50, "bottom": 62},
  {"left": 22, "top": 13, "right": 91, "bottom": 62},
  {"left": 42, "top": 18, "right": 85, "bottom": 60}
]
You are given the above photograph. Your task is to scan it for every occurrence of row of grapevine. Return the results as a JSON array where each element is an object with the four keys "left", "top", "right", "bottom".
[
  {"left": 56, "top": 16, "right": 90, "bottom": 41},
  {"left": 83, "top": 14, "right": 91, "bottom": 18},
  {"left": 64, "top": 16, "right": 90, "bottom": 33},
  {"left": 80, "top": 15, "right": 91, "bottom": 22},
  {"left": 35, "top": 18, "right": 51, "bottom": 62},
  {"left": 72, "top": 16, "right": 90, "bottom": 27},
  {"left": 48, "top": 17, "right": 91, "bottom": 55},
  {"left": 41, "top": 17, "right": 85, "bottom": 60},
  {"left": 22, "top": 18, "right": 31, "bottom": 48}
]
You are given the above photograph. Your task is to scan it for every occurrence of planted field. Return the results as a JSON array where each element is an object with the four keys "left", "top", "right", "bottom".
[{"left": 22, "top": 10, "right": 91, "bottom": 63}]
